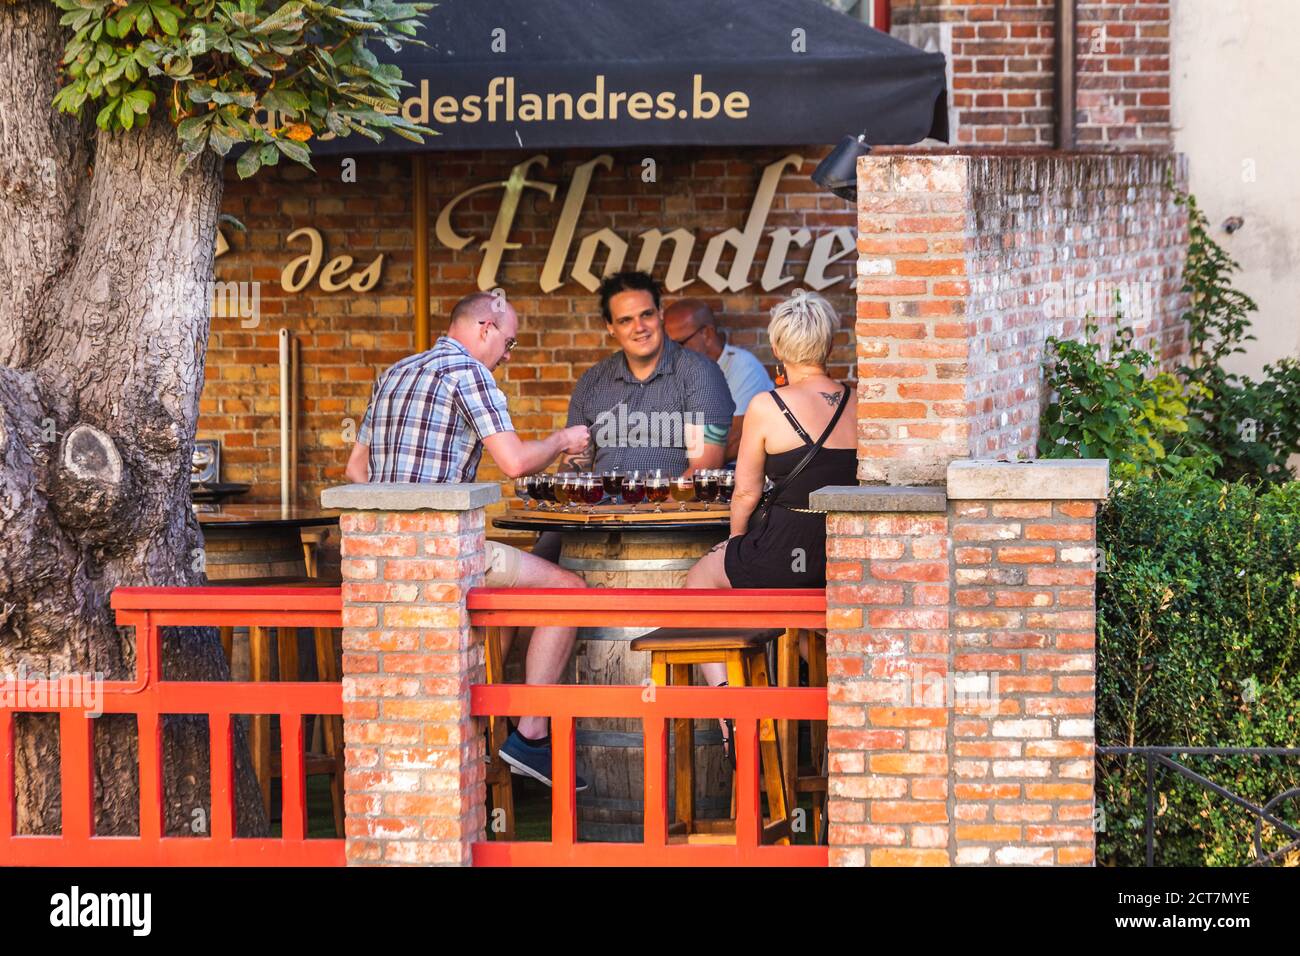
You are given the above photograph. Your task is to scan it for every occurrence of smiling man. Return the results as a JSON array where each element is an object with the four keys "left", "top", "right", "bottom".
[{"left": 560, "top": 271, "right": 735, "bottom": 478}]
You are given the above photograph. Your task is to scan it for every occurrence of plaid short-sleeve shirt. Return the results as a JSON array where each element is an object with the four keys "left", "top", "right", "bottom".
[{"left": 358, "top": 336, "right": 513, "bottom": 483}]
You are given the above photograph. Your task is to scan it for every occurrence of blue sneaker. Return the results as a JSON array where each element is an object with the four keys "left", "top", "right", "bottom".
[{"left": 498, "top": 730, "right": 589, "bottom": 792}]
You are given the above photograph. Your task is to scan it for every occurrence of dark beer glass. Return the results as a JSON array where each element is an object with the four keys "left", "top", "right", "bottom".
[
  {"left": 694, "top": 469, "right": 720, "bottom": 503},
  {"left": 601, "top": 470, "right": 624, "bottom": 500},
  {"left": 622, "top": 471, "right": 647, "bottom": 511},
  {"left": 718, "top": 470, "right": 735, "bottom": 504}
]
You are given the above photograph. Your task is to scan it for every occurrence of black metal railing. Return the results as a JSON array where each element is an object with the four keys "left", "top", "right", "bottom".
[{"left": 1097, "top": 746, "right": 1300, "bottom": 867}]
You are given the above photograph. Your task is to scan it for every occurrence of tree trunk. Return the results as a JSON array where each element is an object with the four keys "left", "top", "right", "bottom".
[{"left": 0, "top": 2, "right": 267, "bottom": 837}]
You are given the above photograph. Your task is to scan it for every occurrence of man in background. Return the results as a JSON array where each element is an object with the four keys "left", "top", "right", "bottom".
[
  {"left": 663, "top": 298, "right": 774, "bottom": 463},
  {"left": 345, "top": 290, "right": 592, "bottom": 791}
]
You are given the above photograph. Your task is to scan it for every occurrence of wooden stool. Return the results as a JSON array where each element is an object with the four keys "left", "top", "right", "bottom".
[
  {"left": 215, "top": 575, "right": 345, "bottom": 837},
  {"left": 630, "top": 628, "right": 791, "bottom": 845},
  {"left": 481, "top": 626, "right": 516, "bottom": 840},
  {"left": 776, "top": 628, "right": 828, "bottom": 845},
  {"left": 300, "top": 528, "right": 327, "bottom": 579}
]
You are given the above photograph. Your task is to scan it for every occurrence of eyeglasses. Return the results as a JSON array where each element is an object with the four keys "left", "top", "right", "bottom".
[
  {"left": 672, "top": 325, "right": 707, "bottom": 347},
  {"left": 479, "top": 318, "right": 517, "bottom": 353}
]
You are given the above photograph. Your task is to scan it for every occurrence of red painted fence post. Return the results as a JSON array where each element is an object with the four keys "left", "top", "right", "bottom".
[{"left": 321, "top": 482, "right": 499, "bottom": 866}]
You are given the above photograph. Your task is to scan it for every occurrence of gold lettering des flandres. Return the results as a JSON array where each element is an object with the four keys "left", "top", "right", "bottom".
[{"left": 215, "top": 154, "right": 855, "bottom": 296}]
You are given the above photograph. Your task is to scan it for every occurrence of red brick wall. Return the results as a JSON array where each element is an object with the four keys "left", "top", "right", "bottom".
[
  {"left": 825, "top": 505, "right": 953, "bottom": 866},
  {"left": 949, "top": 497, "right": 1097, "bottom": 865},
  {"left": 1075, "top": 1, "right": 1172, "bottom": 147},
  {"left": 890, "top": 0, "right": 1171, "bottom": 148},
  {"left": 819, "top": 470, "right": 1101, "bottom": 867},
  {"left": 855, "top": 150, "right": 1188, "bottom": 484},
  {"left": 206, "top": 147, "right": 857, "bottom": 516},
  {"left": 962, "top": 150, "right": 1189, "bottom": 456}
]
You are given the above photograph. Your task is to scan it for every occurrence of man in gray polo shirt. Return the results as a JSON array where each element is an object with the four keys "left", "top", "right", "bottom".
[{"left": 560, "top": 270, "right": 735, "bottom": 477}]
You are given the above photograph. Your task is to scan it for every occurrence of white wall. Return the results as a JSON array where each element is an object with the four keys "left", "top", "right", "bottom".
[{"left": 1173, "top": 0, "right": 1300, "bottom": 377}]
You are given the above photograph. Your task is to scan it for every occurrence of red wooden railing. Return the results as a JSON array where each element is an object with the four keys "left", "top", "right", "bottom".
[
  {"left": 0, "top": 587, "right": 344, "bottom": 866},
  {"left": 468, "top": 587, "right": 829, "bottom": 867},
  {"left": 2, "top": 585, "right": 828, "bottom": 867}
]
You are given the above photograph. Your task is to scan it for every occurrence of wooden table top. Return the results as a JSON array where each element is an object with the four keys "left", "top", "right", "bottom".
[
  {"left": 195, "top": 504, "right": 340, "bottom": 530},
  {"left": 492, "top": 504, "right": 730, "bottom": 534}
]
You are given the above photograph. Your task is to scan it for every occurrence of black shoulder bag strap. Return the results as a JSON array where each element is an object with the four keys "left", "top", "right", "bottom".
[{"left": 753, "top": 384, "right": 850, "bottom": 528}]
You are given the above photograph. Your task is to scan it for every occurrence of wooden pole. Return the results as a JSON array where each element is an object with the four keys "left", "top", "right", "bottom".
[
  {"left": 290, "top": 334, "right": 300, "bottom": 509},
  {"left": 279, "top": 328, "right": 290, "bottom": 514},
  {"left": 412, "top": 154, "right": 430, "bottom": 352}
]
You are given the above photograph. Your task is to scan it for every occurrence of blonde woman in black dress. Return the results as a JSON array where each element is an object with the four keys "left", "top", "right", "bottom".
[{"left": 685, "top": 289, "right": 857, "bottom": 724}]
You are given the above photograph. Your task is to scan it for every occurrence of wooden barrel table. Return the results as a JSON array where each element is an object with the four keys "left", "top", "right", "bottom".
[{"left": 494, "top": 507, "right": 732, "bottom": 843}]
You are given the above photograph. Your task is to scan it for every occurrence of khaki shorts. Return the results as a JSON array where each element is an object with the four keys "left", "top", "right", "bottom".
[{"left": 485, "top": 540, "right": 524, "bottom": 588}]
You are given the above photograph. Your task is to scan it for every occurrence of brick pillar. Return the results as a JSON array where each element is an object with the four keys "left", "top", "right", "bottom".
[
  {"left": 816, "top": 484, "right": 952, "bottom": 867},
  {"left": 320, "top": 482, "right": 500, "bottom": 866},
  {"left": 813, "top": 459, "right": 1107, "bottom": 867},
  {"left": 945, "top": 460, "right": 1105, "bottom": 866}
]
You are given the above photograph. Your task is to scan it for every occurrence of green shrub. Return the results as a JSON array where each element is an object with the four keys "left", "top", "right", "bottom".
[
  {"left": 1096, "top": 478, "right": 1300, "bottom": 865},
  {"left": 1039, "top": 321, "right": 1218, "bottom": 481},
  {"left": 1041, "top": 190, "right": 1300, "bottom": 486}
]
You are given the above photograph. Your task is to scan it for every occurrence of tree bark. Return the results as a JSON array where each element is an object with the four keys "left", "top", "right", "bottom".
[{"left": 0, "top": 1, "right": 267, "bottom": 837}]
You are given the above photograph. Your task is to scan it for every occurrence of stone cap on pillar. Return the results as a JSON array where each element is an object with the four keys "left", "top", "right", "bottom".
[
  {"left": 321, "top": 482, "right": 501, "bottom": 511},
  {"left": 808, "top": 485, "right": 948, "bottom": 512},
  {"left": 945, "top": 460, "right": 1110, "bottom": 500}
]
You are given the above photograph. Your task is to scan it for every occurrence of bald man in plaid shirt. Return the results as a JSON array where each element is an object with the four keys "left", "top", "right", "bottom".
[{"left": 345, "top": 291, "right": 593, "bottom": 790}]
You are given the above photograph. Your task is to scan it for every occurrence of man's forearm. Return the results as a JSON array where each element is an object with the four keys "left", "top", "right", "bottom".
[
  {"left": 557, "top": 441, "right": 594, "bottom": 473},
  {"left": 684, "top": 442, "right": 726, "bottom": 479},
  {"left": 512, "top": 432, "right": 567, "bottom": 476}
]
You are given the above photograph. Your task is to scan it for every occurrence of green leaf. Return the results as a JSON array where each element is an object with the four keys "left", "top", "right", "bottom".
[
  {"left": 176, "top": 114, "right": 213, "bottom": 140},
  {"left": 254, "top": 1, "right": 306, "bottom": 33},
  {"left": 119, "top": 97, "right": 135, "bottom": 129},
  {"left": 154, "top": 5, "right": 180, "bottom": 35},
  {"left": 95, "top": 100, "right": 117, "bottom": 129},
  {"left": 125, "top": 89, "right": 155, "bottom": 113},
  {"left": 263, "top": 88, "right": 310, "bottom": 114},
  {"left": 274, "top": 136, "right": 312, "bottom": 165},
  {"left": 209, "top": 125, "right": 237, "bottom": 155},
  {"left": 231, "top": 42, "right": 256, "bottom": 69},
  {"left": 236, "top": 147, "right": 263, "bottom": 179},
  {"left": 163, "top": 53, "right": 194, "bottom": 78}
]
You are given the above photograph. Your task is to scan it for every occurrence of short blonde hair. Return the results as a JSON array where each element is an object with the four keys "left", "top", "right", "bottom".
[{"left": 768, "top": 289, "right": 839, "bottom": 368}]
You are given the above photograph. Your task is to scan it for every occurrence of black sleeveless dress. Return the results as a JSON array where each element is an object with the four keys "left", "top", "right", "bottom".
[{"left": 723, "top": 389, "right": 857, "bottom": 590}]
